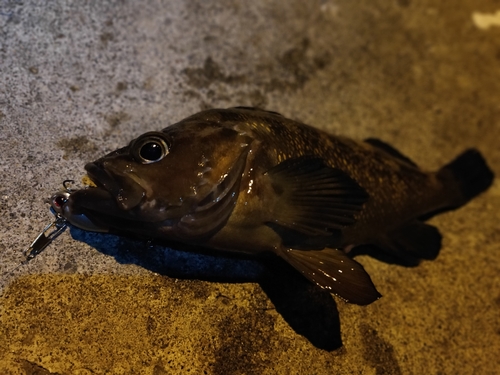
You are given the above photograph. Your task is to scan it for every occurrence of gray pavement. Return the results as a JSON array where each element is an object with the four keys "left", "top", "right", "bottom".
[{"left": 1, "top": 1, "right": 499, "bottom": 374}]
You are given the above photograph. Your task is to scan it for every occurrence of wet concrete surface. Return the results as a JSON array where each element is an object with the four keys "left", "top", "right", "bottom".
[{"left": 1, "top": 0, "right": 499, "bottom": 374}]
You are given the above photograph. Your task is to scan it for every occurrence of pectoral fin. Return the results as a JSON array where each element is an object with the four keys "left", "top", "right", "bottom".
[
  {"left": 280, "top": 247, "right": 381, "bottom": 305},
  {"left": 266, "top": 157, "right": 368, "bottom": 237}
]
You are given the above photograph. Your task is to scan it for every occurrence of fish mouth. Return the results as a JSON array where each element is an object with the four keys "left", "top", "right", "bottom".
[
  {"left": 58, "top": 162, "right": 150, "bottom": 233},
  {"left": 84, "top": 162, "right": 146, "bottom": 211},
  {"left": 62, "top": 187, "right": 158, "bottom": 234},
  {"left": 84, "top": 162, "right": 120, "bottom": 194}
]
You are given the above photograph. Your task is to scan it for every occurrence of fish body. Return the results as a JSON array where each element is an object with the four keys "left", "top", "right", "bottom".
[{"left": 54, "top": 107, "right": 494, "bottom": 305}]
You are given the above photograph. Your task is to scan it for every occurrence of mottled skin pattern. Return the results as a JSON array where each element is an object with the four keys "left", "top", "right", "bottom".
[
  {"left": 58, "top": 107, "right": 489, "bottom": 304},
  {"left": 186, "top": 108, "right": 453, "bottom": 253}
]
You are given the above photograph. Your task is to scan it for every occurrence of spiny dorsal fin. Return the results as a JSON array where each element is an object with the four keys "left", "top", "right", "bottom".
[
  {"left": 266, "top": 157, "right": 368, "bottom": 237},
  {"left": 364, "top": 138, "right": 417, "bottom": 167},
  {"left": 280, "top": 247, "right": 381, "bottom": 305},
  {"left": 232, "top": 106, "right": 284, "bottom": 117}
]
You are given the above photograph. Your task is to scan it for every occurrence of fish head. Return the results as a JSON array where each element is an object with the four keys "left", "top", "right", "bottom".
[{"left": 63, "top": 121, "right": 253, "bottom": 239}]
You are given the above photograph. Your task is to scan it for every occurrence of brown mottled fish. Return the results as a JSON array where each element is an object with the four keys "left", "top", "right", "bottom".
[{"left": 49, "top": 107, "right": 494, "bottom": 305}]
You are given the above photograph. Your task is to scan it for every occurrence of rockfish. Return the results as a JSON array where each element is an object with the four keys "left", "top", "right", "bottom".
[{"left": 49, "top": 107, "right": 494, "bottom": 305}]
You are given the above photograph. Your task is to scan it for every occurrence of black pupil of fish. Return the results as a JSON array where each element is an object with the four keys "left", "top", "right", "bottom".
[{"left": 140, "top": 141, "right": 163, "bottom": 161}]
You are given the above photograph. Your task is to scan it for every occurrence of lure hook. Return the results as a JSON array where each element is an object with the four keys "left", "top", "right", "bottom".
[{"left": 63, "top": 179, "right": 76, "bottom": 193}]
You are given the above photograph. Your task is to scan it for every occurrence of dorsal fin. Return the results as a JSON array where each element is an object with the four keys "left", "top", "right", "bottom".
[
  {"left": 364, "top": 138, "right": 417, "bottom": 167},
  {"left": 232, "top": 106, "right": 284, "bottom": 117}
]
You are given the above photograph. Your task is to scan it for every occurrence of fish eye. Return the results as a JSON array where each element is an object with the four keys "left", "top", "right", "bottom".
[
  {"left": 140, "top": 142, "right": 163, "bottom": 161},
  {"left": 132, "top": 132, "right": 171, "bottom": 164}
]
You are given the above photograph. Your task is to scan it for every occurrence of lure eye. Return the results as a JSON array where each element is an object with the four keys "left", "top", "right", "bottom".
[
  {"left": 54, "top": 195, "right": 68, "bottom": 208},
  {"left": 132, "top": 132, "right": 171, "bottom": 164},
  {"left": 48, "top": 191, "right": 71, "bottom": 215}
]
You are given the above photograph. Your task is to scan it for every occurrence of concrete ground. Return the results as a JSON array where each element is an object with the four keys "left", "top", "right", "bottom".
[{"left": 1, "top": 0, "right": 499, "bottom": 374}]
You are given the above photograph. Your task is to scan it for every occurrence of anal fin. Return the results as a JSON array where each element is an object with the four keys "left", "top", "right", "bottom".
[
  {"left": 280, "top": 247, "right": 381, "bottom": 305},
  {"left": 380, "top": 221, "right": 442, "bottom": 260}
]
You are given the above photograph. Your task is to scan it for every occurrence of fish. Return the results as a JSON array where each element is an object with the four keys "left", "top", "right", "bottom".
[{"left": 49, "top": 107, "right": 494, "bottom": 305}]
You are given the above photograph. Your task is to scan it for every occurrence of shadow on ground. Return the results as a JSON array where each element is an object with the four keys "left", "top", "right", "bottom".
[
  {"left": 64, "top": 198, "right": 473, "bottom": 351},
  {"left": 69, "top": 227, "right": 343, "bottom": 350}
]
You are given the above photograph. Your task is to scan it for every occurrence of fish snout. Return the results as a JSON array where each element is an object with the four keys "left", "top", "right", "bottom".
[{"left": 84, "top": 161, "right": 146, "bottom": 211}]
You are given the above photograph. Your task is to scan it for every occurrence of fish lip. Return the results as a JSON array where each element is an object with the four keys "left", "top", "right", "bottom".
[
  {"left": 85, "top": 162, "right": 120, "bottom": 197},
  {"left": 84, "top": 161, "right": 147, "bottom": 211},
  {"left": 64, "top": 188, "right": 159, "bottom": 233},
  {"left": 84, "top": 162, "right": 120, "bottom": 194}
]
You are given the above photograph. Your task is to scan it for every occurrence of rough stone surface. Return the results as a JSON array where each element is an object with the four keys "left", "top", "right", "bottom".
[{"left": 1, "top": 0, "right": 499, "bottom": 374}]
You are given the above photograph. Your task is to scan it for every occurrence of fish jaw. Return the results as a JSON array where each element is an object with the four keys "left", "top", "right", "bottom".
[
  {"left": 85, "top": 161, "right": 147, "bottom": 211},
  {"left": 48, "top": 190, "right": 110, "bottom": 232},
  {"left": 58, "top": 186, "right": 185, "bottom": 238},
  {"left": 60, "top": 188, "right": 114, "bottom": 232}
]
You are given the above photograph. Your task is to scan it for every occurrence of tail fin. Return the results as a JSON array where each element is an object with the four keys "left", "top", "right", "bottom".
[{"left": 438, "top": 149, "right": 494, "bottom": 207}]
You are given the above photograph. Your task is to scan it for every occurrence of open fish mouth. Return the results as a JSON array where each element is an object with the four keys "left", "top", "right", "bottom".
[
  {"left": 58, "top": 186, "right": 156, "bottom": 234},
  {"left": 84, "top": 162, "right": 146, "bottom": 211},
  {"left": 84, "top": 162, "right": 121, "bottom": 195},
  {"left": 56, "top": 164, "right": 149, "bottom": 233},
  {"left": 66, "top": 163, "right": 124, "bottom": 219}
]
